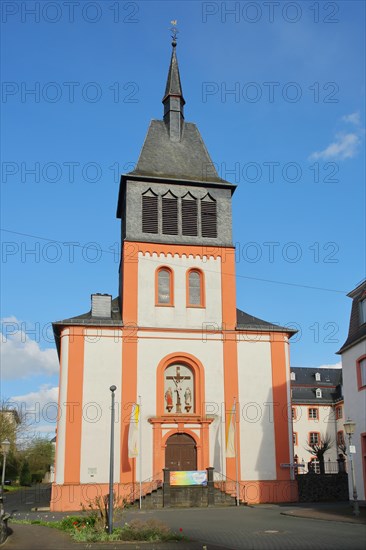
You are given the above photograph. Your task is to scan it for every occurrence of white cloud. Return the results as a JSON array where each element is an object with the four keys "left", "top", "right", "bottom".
[
  {"left": 342, "top": 112, "right": 361, "bottom": 125},
  {"left": 298, "top": 361, "right": 342, "bottom": 369},
  {"left": 315, "top": 361, "right": 342, "bottom": 369},
  {"left": 10, "top": 385, "right": 59, "bottom": 434},
  {"left": 310, "top": 132, "right": 360, "bottom": 161},
  {"left": 1, "top": 317, "right": 58, "bottom": 380},
  {"left": 309, "top": 112, "right": 364, "bottom": 161}
]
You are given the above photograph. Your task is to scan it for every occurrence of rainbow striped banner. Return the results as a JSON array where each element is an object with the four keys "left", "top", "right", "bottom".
[{"left": 170, "top": 470, "right": 207, "bottom": 486}]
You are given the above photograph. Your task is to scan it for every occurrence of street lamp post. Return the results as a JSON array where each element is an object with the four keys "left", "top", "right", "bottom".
[
  {"left": 343, "top": 418, "right": 359, "bottom": 516},
  {"left": 0, "top": 439, "right": 11, "bottom": 516},
  {"left": 108, "top": 385, "right": 117, "bottom": 535}
]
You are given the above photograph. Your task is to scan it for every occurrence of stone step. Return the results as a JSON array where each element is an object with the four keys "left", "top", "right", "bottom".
[{"left": 129, "top": 485, "right": 240, "bottom": 508}]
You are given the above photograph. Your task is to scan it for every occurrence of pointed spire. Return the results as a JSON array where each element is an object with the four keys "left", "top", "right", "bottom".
[{"left": 162, "top": 22, "right": 185, "bottom": 142}]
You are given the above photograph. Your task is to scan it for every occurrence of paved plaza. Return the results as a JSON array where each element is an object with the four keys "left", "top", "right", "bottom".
[{"left": 1, "top": 486, "right": 365, "bottom": 550}]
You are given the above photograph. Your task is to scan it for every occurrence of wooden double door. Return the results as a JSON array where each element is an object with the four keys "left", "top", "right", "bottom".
[{"left": 165, "top": 433, "right": 197, "bottom": 471}]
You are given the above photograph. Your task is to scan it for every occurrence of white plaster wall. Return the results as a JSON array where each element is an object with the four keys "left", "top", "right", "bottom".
[
  {"left": 137, "top": 333, "right": 225, "bottom": 479},
  {"left": 55, "top": 330, "right": 69, "bottom": 484},
  {"left": 284, "top": 341, "right": 294, "bottom": 478},
  {"left": 292, "top": 404, "right": 339, "bottom": 466},
  {"left": 80, "top": 331, "right": 122, "bottom": 484},
  {"left": 137, "top": 253, "right": 222, "bottom": 329},
  {"left": 237, "top": 340, "right": 276, "bottom": 480},
  {"left": 342, "top": 339, "right": 366, "bottom": 500}
]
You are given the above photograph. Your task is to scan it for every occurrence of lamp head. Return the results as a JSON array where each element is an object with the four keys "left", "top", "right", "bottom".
[
  {"left": 343, "top": 418, "right": 356, "bottom": 435},
  {"left": 1, "top": 439, "right": 10, "bottom": 454}
]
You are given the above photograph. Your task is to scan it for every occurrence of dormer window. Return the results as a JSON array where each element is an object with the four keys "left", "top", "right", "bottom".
[
  {"left": 315, "top": 372, "right": 321, "bottom": 382},
  {"left": 315, "top": 388, "right": 322, "bottom": 399},
  {"left": 290, "top": 372, "right": 296, "bottom": 381}
]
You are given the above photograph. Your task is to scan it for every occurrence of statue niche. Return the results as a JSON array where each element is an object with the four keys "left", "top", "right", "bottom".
[{"left": 164, "top": 364, "right": 194, "bottom": 414}]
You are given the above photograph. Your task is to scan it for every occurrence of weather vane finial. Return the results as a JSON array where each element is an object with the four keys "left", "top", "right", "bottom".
[{"left": 170, "top": 20, "right": 179, "bottom": 47}]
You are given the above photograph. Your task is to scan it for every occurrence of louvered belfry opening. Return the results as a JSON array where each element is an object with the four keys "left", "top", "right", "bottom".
[
  {"left": 201, "top": 194, "right": 217, "bottom": 238},
  {"left": 162, "top": 191, "right": 178, "bottom": 235},
  {"left": 182, "top": 193, "right": 198, "bottom": 236},
  {"left": 142, "top": 189, "right": 158, "bottom": 234}
]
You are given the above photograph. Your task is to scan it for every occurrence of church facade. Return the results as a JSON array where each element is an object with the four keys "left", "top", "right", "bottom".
[{"left": 51, "top": 41, "right": 297, "bottom": 511}]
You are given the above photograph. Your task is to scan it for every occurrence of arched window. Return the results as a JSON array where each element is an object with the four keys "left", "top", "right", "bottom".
[
  {"left": 156, "top": 267, "right": 173, "bottom": 306},
  {"left": 187, "top": 269, "right": 205, "bottom": 307},
  {"left": 164, "top": 363, "right": 195, "bottom": 414}
]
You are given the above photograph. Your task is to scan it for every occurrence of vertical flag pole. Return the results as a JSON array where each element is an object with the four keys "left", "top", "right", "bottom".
[
  {"left": 108, "top": 385, "right": 116, "bottom": 534},
  {"left": 138, "top": 395, "right": 142, "bottom": 510},
  {"left": 234, "top": 397, "right": 240, "bottom": 506}
]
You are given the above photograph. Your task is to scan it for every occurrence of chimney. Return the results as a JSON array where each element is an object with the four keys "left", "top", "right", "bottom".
[{"left": 91, "top": 294, "right": 112, "bottom": 318}]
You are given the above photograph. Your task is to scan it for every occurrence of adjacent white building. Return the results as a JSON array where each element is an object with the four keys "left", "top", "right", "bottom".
[
  {"left": 290, "top": 367, "right": 344, "bottom": 473},
  {"left": 337, "top": 280, "right": 366, "bottom": 501}
]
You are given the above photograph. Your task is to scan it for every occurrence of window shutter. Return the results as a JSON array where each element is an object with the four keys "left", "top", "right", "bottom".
[
  {"left": 162, "top": 192, "right": 178, "bottom": 235},
  {"left": 142, "top": 190, "right": 158, "bottom": 234},
  {"left": 201, "top": 194, "right": 217, "bottom": 238},
  {"left": 182, "top": 194, "right": 198, "bottom": 236}
]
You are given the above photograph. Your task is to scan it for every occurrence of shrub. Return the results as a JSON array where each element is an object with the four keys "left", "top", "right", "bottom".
[{"left": 19, "top": 461, "right": 31, "bottom": 486}]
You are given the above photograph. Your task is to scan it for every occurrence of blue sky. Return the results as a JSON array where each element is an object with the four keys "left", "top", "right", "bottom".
[{"left": 1, "top": 1, "right": 365, "bottom": 436}]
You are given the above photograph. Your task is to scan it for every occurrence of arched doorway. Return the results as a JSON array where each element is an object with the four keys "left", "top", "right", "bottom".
[{"left": 165, "top": 433, "right": 197, "bottom": 471}]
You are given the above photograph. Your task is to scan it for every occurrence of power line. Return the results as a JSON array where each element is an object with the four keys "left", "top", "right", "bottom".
[{"left": 0, "top": 228, "right": 347, "bottom": 294}]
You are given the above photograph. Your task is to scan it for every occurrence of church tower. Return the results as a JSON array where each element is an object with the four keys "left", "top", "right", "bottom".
[{"left": 51, "top": 36, "right": 297, "bottom": 511}]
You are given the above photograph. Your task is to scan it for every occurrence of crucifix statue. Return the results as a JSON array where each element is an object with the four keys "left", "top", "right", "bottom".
[{"left": 166, "top": 366, "right": 191, "bottom": 413}]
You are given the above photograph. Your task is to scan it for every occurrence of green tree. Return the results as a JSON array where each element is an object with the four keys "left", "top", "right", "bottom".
[
  {"left": 23, "top": 438, "right": 54, "bottom": 481},
  {"left": 19, "top": 461, "right": 32, "bottom": 486}
]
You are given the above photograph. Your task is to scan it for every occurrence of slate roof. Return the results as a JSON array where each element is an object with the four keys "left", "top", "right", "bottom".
[
  {"left": 128, "top": 120, "right": 233, "bottom": 186},
  {"left": 290, "top": 367, "right": 343, "bottom": 404},
  {"left": 337, "top": 279, "right": 366, "bottom": 353},
  {"left": 236, "top": 308, "right": 297, "bottom": 334},
  {"left": 53, "top": 297, "right": 122, "bottom": 327},
  {"left": 162, "top": 44, "right": 185, "bottom": 103}
]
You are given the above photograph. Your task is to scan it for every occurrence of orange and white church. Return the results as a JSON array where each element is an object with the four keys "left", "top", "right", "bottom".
[{"left": 51, "top": 39, "right": 298, "bottom": 511}]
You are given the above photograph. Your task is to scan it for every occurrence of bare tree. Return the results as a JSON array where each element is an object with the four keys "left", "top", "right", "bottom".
[{"left": 304, "top": 434, "right": 334, "bottom": 474}]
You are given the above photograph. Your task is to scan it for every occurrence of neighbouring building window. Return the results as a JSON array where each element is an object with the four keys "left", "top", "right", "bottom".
[
  {"left": 337, "top": 431, "right": 345, "bottom": 447},
  {"left": 309, "top": 458, "right": 320, "bottom": 474},
  {"left": 187, "top": 270, "right": 204, "bottom": 307},
  {"left": 290, "top": 372, "right": 296, "bottom": 380},
  {"left": 309, "top": 432, "right": 320, "bottom": 445},
  {"left": 292, "top": 407, "right": 297, "bottom": 420},
  {"left": 308, "top": 408, "right": 319, "bottom": 420},
  {"left": 336, "top": 405, "right": 343, "bottom": 419},
  {"left": 293, "top": 432, "right": 298, "bottom": 445},
  {"left": 157, "top": 268, "right": 173, "bottom": 305},
  {"left": 358, "top": 357, "right": 366, "bottom": 388},
  {"left": 315, "top": 388, "right": 322, "bottom": 398},
  {"left": 315, "top": 372, "right": 321, "bottom": 381},
  {"left": 360, "top": 298, "right": 366, "bottom": 324}
]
